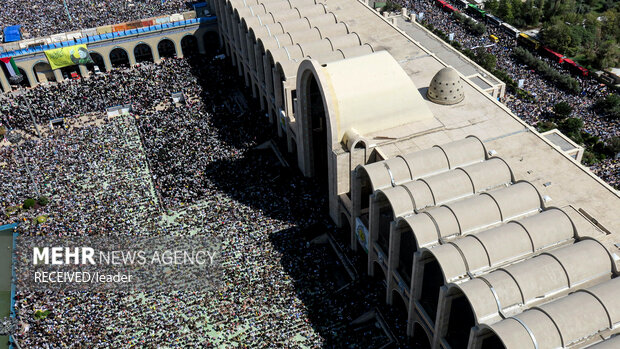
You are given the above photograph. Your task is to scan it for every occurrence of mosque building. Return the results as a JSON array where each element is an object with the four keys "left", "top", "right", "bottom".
[{"left": 212, "top": 0, "right": 620, "bottom": 347}]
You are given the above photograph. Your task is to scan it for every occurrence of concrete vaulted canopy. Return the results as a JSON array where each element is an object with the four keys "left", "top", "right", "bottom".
[
  {"left": 438, "top": 239, "right": 613, "bottom": 349},
  {"left": 476, "top": 277, "right": 620, "bottom": 349},
  {"left": 374, "top": 157, "right": 513, "bottom": 216},
  {"left": 407, "top": 208, "right": 576, "bottom": 289},
  {"left": 355, "top": 136, "right": 486, "bottom": 197}
]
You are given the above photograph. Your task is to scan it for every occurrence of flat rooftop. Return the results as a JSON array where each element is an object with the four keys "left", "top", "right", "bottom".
[
  {"left": 394, "top": 16, "right": 502, "bottom": 87},
  {"left": 329, "top": 0, "right": 620, "bottom": 259}
]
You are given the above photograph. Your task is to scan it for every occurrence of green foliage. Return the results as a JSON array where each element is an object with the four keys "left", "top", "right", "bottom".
[
  {"left": 608, "top": 136, "right": 620, "bottom": 155},
  {"left": 37, "top": 196, "right": 49, "bottom": 206},
  {"left": 453, "top": 12, "right": 487, "bottom": 36},
  {"left": 593, "top": 94, "right": 620, "bottom": 120},
  {"left": 23, "top": 198, "right": 36, "bottom": 210},
  {"left": 558, "top": 117, "right": 584, "bottom": 143},
  {"left": 512, "top": 47, "right": 581, "bottom": 93},
  {"left": 381, "top": 0, "right": 402, "bottom": 12},
  {"left": 553, "top": 101, "right": 573, "bottom": 118},
  {"left": 537, "top": 121, "right": 557, "bottom": 132},
  {"left": 484, "top": 0, "right": 618, "bottom": 68},
  {"left": 463, "top": 47, "right": 497, "bottom": 71},
  {"left": 582, "top": 150, "right": 599, "bottom": 165},
  {"left": 540, "top": 8, "right": 620, "bottom": 69},
  {"left": 34, "top": 309, "right": 50, "bottom": 320},
  {"left": 486, "top": 0, "right": 542, "bottom": 27}
]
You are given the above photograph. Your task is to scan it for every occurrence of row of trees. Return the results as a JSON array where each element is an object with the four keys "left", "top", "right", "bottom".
[
  {"left": 485, "top": 0, "right": 544, "bottom": 27},
  {"left": 539, "top": 9, "right": 620, "bottom": 69},
  {"left": 422, "top": 20, "right": 534, "bottom": 100},
  {"left": 485, "top": 0, "right": 619, "bottom": 69},
  {"left": 453, "top": 12, "right": 487, "bottom": 36},
  {"left": 512, "top": 47, "right": 581, "bottom": 93},
  {"left": 538, "top": 101, "right": 620, "bottom": 165}
]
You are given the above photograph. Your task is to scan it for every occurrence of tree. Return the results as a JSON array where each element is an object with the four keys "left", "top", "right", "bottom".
[
  {"left": 23, "top": 198, "right": 36, "bottom": 209},
  {"left": 38, "top": 196, "right": 50, "bottom": 206},
  {"left": 485, "top": 0, "right": 500, "bottom": 13},
  {"left": 381, "top": 1, "right": 402, "bottom": 12},
  {"left": 522, "top": 0, "right": 542, "bottom": 25},
  {"left": 558, "top": 117, "right": 584, "bottom": 143},
  {"left": 594, "top": 40, "right": 619, "bottom": 70},
  {"left": 594, "top": 94, "right": 620, "bottom": 120},
  {"left": 497, "top": 0, "right": 515, "bottom": 23},
  {"left": 537, "top": 121, "right": 557, "bottom": 132},
  {"left": 474, "top": 48, "right": 497, "bottom": 71},
  {"left": 540, "top": 23, "right": 573, "bottom": 52},
  {"left": 608, "top": 136, "right": 620, "bottom": 157},
  {"left": 553, "top": 102, "right": 573, "bottom": 118}
]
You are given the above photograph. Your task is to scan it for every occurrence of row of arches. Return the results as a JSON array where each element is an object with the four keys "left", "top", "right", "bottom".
[{"left": 3, "top": 32, "right": 221, "bottom": 88}]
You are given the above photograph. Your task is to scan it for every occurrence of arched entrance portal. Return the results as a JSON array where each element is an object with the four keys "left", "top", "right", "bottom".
[
  {"left": 87, "top": 52, "right": 106, "bottom": 73},
  {"left": 157, "top": 39, "right": 176, "bottom": 59},
  {"left": 181, "top": 35, "right": 198, "bottom": 57},
  {"left": 203, "top": 31, "right": 219, "bottom": 58},
  {"left": 109, "top": 48, "right": 129, "bottom": 68},
  {"left": 134, "top": 43, "right": 154, "bottom": 63},
  {"left": 32, "top": 62, "right": 55, "bottom": 83}
]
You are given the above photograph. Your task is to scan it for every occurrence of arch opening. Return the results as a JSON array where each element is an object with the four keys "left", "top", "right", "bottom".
[
  {"left": 397, "top": 226, "right": 417, "bottom": 287},
  {"left": 445, "top": 290, "right": 476, "bottom": 349},
  {"left": 262, "top": 96, "right": 268, "bottom": 112},
  {"left": 134, "top": 43, "right": 154, "bottom": 63},
  {"left": 377, "top": 205, "right": 393, "bottom": 256},
  {"left": 157, "top": 39, "right": 177, "bottom": 59},
  {"left": 87, "top": 52, "right": 106, "bottom": 73},
  {"left": 420, "top": 257, "right": 443, "bottom": 321},
  {"left": 340, "top": 213, "right": 351, "bottom": 237},
  {"left": 391, "top": 290, "right": 408, "bottom": 316},
  {"left": 109, "top": 48, "right": 129, "bottom": 68},
  {"left": 33, "top": 62, "right": 55, "bottom": 83},
  {"left": 372, "top": 262, "right": 387, "bottom": 301},
  {"left": 181, "top": 35, "right": 199, "bottom": 57},
  {"left": 15, "top": 68, "right": 30, "bottom": 87},
  {"left": 356, "top": 167, "right": 372, "bottom": 211},
  {"left": 304, "top": 71, "right": 328, "bottom": 186},
  {"left": 203, "top": 31, "right": 220, "bottom": 58},
  {"left": 60, "top": 65, "right": 81, "bottom": 80},
  {"left": 480, "top": 333, "right": 505, "bottom": 349},
  {"left": 413, "top": 322, "right": 432, "bottom": 349}
]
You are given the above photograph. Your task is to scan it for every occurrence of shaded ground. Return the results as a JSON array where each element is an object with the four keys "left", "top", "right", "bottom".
[{"left": 0, "top": 228, "right": 13, "bottom": 349}]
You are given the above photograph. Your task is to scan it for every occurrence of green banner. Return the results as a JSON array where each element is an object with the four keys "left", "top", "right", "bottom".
[{"left": 44, "top": 44, "right": 94, "bottom": 70}]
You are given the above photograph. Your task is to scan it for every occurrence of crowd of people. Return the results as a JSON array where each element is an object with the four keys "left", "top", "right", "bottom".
[
  {"left": 399, "top": 0, "right": 619, "bottom": 187},
  {"left": 1, "top": 54, "right": 417, "bottom": 347},
  {"left": 0, "top": 2, "right": 618, "bottom": 346},
  {"left": 1, "top": 0, "right": 191, "bottom": 39}
]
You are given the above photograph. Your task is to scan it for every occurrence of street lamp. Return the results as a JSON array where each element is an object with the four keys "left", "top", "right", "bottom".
[
  {"left": 9, "top": 75, "right": 41, "bottom": 138},
  {"left": 6, "top": 130, "right": 41, "bottom": 198}
]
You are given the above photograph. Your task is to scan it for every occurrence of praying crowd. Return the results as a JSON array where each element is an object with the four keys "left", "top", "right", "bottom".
[
  {"left": 0, "top": 55, "right": 413, "bottom": 347},
  {"left": 0, "top": 1, "right": 618, "bottom": 347},
  {"left": 1, "top": 0, "right": 191, "bottom": 39},
  {"left": 399, "top": 0, "right": 619, "bottom": 187}
]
